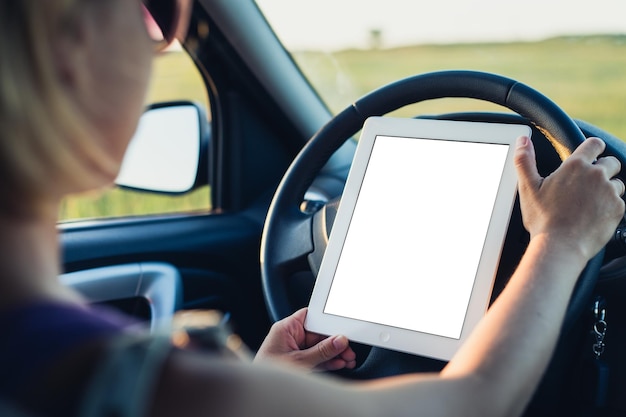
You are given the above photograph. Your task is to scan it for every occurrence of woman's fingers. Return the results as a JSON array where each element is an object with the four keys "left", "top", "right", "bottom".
[
  {"left": 594, "top": 155, "right": 621, "bottom": 179},
  {"left": 574, "top": 136, "right": 606, "bottom": 164},
  {"left": 610, "top": 177, "right": 626, "bottom": 197}
]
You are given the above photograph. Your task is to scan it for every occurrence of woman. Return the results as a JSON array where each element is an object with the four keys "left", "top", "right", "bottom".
[{"left": 0, "top": 1, "right": 623, "bottom": 416}]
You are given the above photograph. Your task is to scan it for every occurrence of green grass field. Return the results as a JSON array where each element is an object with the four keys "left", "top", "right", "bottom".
[
  {"left": 59, "top": 36, "right": 626, "bottom": 221},
  {"left": 294, "top": 35, "right": 626, "bottom": 137}
]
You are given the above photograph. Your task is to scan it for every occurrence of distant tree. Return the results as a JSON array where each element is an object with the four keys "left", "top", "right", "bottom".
[{"left": 369, "top": 28, "right": 383, "bottom": 49}]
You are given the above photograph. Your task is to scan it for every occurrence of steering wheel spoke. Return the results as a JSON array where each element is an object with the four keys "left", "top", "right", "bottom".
[
  {"left": 307, "top": 198, "right": 340, "bottom": 276},
  {"left": 267, "top": 212, "right": 314, "bottom": 268}
]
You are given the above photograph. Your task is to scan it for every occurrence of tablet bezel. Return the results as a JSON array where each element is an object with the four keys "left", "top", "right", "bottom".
[{"left": 305, "top": 116, "right": 531, "bottom": 361}]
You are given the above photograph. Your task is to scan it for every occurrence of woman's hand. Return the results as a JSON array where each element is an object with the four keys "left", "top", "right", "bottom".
[
  {"left": 515, "top": 136, "right": 625, "bottom": 260},
  {"left": 255, "top": 308, "right": 356, "bottom": 372}
]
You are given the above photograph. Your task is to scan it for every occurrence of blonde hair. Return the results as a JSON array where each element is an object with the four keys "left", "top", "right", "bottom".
[{"left": 0, "top": 0, "right": 120, "bottom": 217}]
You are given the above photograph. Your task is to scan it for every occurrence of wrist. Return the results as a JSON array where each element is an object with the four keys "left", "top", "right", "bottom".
[{"left": 527, "top": 233, "right": 591, "bottom": 271}]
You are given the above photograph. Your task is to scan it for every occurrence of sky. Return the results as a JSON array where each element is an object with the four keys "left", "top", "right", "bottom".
[{"left": 256, "top": 0, "right": 626, "bottom": 50}]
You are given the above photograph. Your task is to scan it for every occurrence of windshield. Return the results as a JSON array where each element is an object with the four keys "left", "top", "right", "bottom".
[{"left": 256, "top": 0, "right": 626, "bottom": 138}]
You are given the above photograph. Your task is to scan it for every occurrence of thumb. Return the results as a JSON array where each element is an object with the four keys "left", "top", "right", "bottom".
[
  {"left": 514, "top": 135, "right": 542, "bottom": 194},
  {"left": 298, "top": 335, "right": 349, "bottom": 368}
]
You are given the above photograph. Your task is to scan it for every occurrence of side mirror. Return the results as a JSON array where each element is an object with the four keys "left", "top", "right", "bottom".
[{"left": 115, "top": 101, "right": 207, "bottom": 194}]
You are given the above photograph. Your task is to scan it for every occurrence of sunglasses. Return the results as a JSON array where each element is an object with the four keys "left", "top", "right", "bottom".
[{"left": 142, "top": 0, "right": 191, "bottom": 52}]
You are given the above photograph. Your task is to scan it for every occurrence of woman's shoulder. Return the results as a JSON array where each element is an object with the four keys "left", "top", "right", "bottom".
[
  {"left": 0, "top": 300, "right": 138, "bottom": 364},
  {"left": 0, "top": 300, "right": 141, "bottom": 417}
]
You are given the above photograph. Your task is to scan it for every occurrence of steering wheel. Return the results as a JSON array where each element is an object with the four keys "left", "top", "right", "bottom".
[{"left": 260, "top": 71, "right": 626, "bottom": 387}]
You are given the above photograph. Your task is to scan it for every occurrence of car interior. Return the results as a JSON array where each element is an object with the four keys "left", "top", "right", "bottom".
[{"left": 58, "top": 0, "right": 626, "bottom": 415}]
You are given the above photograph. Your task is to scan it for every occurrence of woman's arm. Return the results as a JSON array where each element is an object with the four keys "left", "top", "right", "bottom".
[{"left": 432, "top": 135, "right": 626, "bottom": 415}]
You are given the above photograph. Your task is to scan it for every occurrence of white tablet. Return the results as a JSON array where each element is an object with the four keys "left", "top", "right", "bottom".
[{"left": 305, "top": 116, "right": 531, "bottom": 361}]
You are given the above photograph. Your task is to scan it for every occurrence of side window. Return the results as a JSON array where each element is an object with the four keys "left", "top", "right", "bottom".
[{"left": 59, "top": 46, "right": 211, "bottom": 222}]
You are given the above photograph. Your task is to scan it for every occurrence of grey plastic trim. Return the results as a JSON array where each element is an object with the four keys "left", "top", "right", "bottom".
[
  {"left": 59, "top": 263, "right": 182, "bottom": 332},
  {"left": 197, "top": 0, "right": 357, "bottom": 180},
  {"left": 200, "top": 0, "right": 331, "bottom": 140}
]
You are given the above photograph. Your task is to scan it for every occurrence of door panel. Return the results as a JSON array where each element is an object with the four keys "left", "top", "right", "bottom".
[{"left": 60, "top": 208, "right": 272, "bottom": 349}]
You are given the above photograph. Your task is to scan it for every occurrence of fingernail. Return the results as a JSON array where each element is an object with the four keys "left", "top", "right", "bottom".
[
  {"left": 332, "top": 335, "right": 348, "bottom": 349},
  {"left": 516, "top": 136, "right": 529, "bottom": 148}
]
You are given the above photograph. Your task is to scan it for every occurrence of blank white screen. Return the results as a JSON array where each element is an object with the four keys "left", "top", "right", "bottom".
[{"left": 324, "top": 135, "right": 509, "bottom": 339}]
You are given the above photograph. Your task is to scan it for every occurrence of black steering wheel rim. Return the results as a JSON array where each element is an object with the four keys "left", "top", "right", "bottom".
[{"left": 261, "top": 70, "right": 612, "bottom": 331}]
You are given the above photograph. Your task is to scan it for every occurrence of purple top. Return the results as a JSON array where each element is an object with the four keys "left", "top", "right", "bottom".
[{"left": 0, "top": 301, "right": 138, "bottom": 416}]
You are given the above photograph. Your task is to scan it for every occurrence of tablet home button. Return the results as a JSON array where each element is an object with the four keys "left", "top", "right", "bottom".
[{"left": 379, "top": 332, "right": 390, "bottom": 342}]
